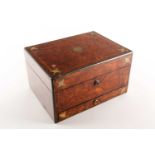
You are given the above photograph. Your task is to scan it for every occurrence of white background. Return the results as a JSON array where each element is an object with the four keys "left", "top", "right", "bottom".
[
  {"left": 0, "top": 0, "right": 155, "bottom": 129},
  {"left": 0, "top": 0, "right": 155, "bottom": 154}
]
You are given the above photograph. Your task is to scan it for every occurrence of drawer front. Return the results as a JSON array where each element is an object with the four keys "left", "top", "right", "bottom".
[
  {"left": 58, "top": 86, "right": 128, "bottom": 121},
  {"left": 56, "top": 66, "right": 130, "bottom": 113},
  {"left": 54, "top": 53, "right": 132, "bottom": 91}
]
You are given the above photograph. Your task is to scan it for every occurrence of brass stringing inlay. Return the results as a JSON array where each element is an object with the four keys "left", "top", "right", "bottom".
[
  {"left": 50, "top": 68, "right": 61, "bottom": 75},
  {"left": 120, "top": 87, "right": 127, "bottom": 94},
  {"left": 59, "top": 112, "right": 67, "bottom": 119},
  {"left": 124, "top": 57, "right": 130, "bottom": 63},
  {"left": 58, "top": 79, "right": 65, "bottom": 88},
  {"left": 30, "top": 46, "right": 38, "bottom": 51},
  {"left": 119, "top": 48, "right": 129, "bottom": 53}
]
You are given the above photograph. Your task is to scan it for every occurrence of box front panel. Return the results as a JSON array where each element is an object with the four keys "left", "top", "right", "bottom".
[{"left": 56, "top": 66, "right": 130, "bottom": 113}]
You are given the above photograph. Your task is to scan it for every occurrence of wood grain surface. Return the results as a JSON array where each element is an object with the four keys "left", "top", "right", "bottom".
[
  {"left": 25, "top": 31, "right": 132, "bottom": 79},
  {"left": 56, "top": 66, "right": 131, "bottom": 113},
  {"left": 58, "top": 86, "right": 128, "bottom": 121},
  {"left": 24, "top": 31, "right": 133, "bottom": 123}
]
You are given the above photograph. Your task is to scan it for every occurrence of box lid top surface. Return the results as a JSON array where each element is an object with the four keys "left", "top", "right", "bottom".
[{"left": 25, "top": 31, "right": 131, "bottom": 79}]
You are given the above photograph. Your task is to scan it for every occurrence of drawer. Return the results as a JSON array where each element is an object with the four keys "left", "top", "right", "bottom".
[
  {"left": 54, "top": 53, "right": 132, "bottom": 91},
  {"left": 56, "top": 66, "right": 130, "bottom": 113},
  {"left": 58, "top": 86, "right": 128, "bottom": 121}
]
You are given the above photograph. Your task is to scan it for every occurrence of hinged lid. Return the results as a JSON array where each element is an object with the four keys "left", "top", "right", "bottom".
[{"left": 25, "top": 31, "right": 131, "bottom": 79}]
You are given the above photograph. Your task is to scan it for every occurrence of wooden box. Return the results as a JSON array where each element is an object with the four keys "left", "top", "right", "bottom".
[{"left": 24, "top": 31, "right": 132, "bottom": 123}]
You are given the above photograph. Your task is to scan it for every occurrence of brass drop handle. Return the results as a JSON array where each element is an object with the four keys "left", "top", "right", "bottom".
[{"left": 93, "top": 79, "right": 100, "bottom": 86}]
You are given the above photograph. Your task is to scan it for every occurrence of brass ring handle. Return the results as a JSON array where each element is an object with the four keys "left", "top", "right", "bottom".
[
  {"left": 93, "top": 99, "right": 100, "bottom": 105},
  {"left": 93, "top": 79, "right": 100, "bottom": 86}
]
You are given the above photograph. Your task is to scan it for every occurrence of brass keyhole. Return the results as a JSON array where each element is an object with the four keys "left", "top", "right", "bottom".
[{"left": 94, "top": 79, "right": 100, "bottom": 86}]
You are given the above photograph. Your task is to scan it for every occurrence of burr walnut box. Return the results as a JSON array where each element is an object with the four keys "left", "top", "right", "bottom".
[{"left": 24, "top": 31, "right": 132, "bottom": 123}]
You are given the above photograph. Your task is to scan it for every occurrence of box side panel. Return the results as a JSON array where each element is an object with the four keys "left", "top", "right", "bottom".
[
  {"left": 26, "top": 62, "right": 54, "bottom": 121},
  {"left": 25, "top": 50, "right": 52, "bottom": 91}
]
